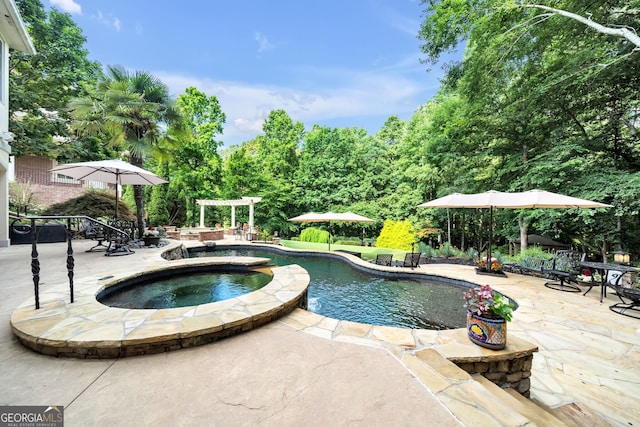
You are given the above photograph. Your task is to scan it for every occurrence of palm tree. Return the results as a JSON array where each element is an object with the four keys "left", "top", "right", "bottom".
[{"left": 68, "top": 65, "right": 183, "bottom": 237}]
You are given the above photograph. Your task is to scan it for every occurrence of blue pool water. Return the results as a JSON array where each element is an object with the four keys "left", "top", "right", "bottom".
[
  {"left": 98, "top": 270, "right": 272, "bottom": 309},
  {"left": 192, "top": 247, "right": 467, "bottom": 330}
]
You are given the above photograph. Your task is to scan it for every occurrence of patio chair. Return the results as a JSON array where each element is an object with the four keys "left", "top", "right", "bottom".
[
  {"left": 83, "top": 220, "right": 108, "bottom": 252},
  {"left": 374, "top": 254, "right": 393, "bottom": 267},
  {"left": 610, "top": 285, "right": 640, "bottom": 319},
  {"left": 399, "top": 252, "right": 421, "bottom": 268},
  {"left": 543, "top": 251, "right": 585, "bottom": 292}
]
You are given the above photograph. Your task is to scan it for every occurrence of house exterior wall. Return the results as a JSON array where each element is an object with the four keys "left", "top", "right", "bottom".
[
  {"left": 0, "top": 35, "right": 11, "bottom": 247},
  {"left": 0, "top": 0, "right": 35, "bottom": 247},
  {"left": 14, "top": 156, "right": 111, "bottom": 207}
]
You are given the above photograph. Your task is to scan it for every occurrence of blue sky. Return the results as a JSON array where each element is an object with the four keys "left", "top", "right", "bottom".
[{"left": 48, "top": 0, "right": 456, "bottom": 147}]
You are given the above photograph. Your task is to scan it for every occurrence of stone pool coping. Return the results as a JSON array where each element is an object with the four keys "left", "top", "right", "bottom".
[
  {"left": 10, "top": 255, "right": 309, "bottom": 358},
  {"left": 10, "top": 240, "right": 537, "bottom": 394}
]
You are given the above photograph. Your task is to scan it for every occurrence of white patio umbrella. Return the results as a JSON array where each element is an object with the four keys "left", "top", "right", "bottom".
[
  {"left": 50, "top": 159, "right": 168, "bottom": 219},
  {"left": 289, "top": 211, "right": 374, "bottom": 250},
  {"left": 418, "top": 189, "right": 612, "bottom": 272}
]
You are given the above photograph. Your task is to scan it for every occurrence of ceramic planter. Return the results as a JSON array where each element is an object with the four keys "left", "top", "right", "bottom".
[
  {"left": 143, "top": 236, "right": 160, "bottom": 246},
  {"left": 466, "top": 311, "right": 507, "bottom": 350}
]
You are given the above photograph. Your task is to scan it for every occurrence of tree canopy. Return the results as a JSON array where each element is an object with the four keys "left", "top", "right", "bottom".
[{"left": 12, "top": 2, "right": 640, "bottom": 260}]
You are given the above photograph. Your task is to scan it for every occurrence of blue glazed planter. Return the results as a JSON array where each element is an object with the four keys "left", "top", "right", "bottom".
[{"left": 467, "top": 311, "right": 507, "bottom": 350}]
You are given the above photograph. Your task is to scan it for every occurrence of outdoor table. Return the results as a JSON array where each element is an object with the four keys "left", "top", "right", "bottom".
[{"left": 579, "top": 261, "right": 639, "bottom": 303}]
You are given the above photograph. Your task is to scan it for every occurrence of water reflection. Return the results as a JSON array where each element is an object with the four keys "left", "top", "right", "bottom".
[{"left": 200, "top": 248, "right": 467, "bottom": 330}]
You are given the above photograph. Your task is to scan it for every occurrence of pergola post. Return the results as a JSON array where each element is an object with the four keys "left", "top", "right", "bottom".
[
  {"left": 199, "top": 203, "right": 205, "bottom": 228},
  {"left": 249, "top": 201, "right": 255, "bottom": 232},
  {"left": 231, "top": 206, "right": 236, "bottom": 228}
]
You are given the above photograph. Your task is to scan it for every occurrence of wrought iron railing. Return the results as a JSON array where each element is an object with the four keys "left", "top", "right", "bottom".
[{"left": 9, "top": 215, "right": 134, "bottom": 309}]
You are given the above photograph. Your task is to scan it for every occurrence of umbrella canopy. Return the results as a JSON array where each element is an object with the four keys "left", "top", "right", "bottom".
[
  {"left": 418, "top": 189, "right": 612, "bottom": 272},
  {"left": 288, "top": 212, "right": 328, "bottom": 222},
  {"left": 50, "top": 159, "right": 168, "bottom": 218},
  {"left": 495, "top": 189, "right": 613, "bottom": 209},
  {"left": 289, "top": 211, "right": 374, "bottom": 249}
]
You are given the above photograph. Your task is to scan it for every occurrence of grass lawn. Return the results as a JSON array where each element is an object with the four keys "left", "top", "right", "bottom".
[{"left": 279, "top": 240, "right": 409, "bottom": 262}]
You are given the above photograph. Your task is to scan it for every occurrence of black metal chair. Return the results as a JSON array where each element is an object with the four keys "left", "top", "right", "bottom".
[
  {"left": 83, "top": 220, "right": 108, "bottom": 252},
  {"left": 374, "top": 254, "right": 393, "bottom": 266},
  {"left": 543, "top": 251, "right": 586, "bottom": 292},
  {"left": 609, "top": 280, "right": 640, "bottom": 319},
  {"left": 400, "top": 253, "right": 421, "bottom": 268}
]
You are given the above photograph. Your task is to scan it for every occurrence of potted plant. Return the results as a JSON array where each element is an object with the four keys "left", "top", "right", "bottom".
[
  {"left": 476, "top": 256, "right": 506, "bottom": 277},
  {"left": 463, "top": 284, "right": 514, "bottom": 350},
  {"left": 143, "top": 226, "right": 162, "bottom": 246}
]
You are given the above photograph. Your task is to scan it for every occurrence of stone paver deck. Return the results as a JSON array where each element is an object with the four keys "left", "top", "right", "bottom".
[
  {"left": 2, "top": 238, "right": 639, "bottom": 426},
  {"left": 10, "top": 255, "right": 309, "bottom": 358}
]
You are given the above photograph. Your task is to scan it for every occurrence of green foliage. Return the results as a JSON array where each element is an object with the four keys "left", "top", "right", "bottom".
[
  {"left": 68, "top": 65, "right": 181, "bottom": 236},
  {"left": 419, "top": 243, "right": 437, "bottom": 258},
  {"left": 437, "top": 242, "right": 461, "bottom": 258},
  {"left": 375, "top": 219, "right": 416, "bottom": 251},
  {"left": 147, "top": 183, "right": 170, "bottom": 226},
  {"left": 10, "top": 0, "right": 102, "bottom": 157},
  {"left": 9, "top": 181, "right": 38, "bottom": 215},
  {"left": 171, "top": 87, "right": 226, "bottom": 223},
  {"left": 511, "top": 247, "right": 554, "bottom": 264},
  {"left": 299, "top": 227, "right": 330, "bottom": 244},
  {"left": 465, "top": 247, "right": 479, "bottom": 261},
  {"left": 41, "top": 189, "right": 134, "bottom": 219},
  {"left": 334, "top": 238, "right": 362, "bottom": 246}
]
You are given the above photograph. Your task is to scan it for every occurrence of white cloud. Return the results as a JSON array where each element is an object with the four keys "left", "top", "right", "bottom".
[
  {"left": 50, "top": 0, "right": 81, "bottom": 15},
  {"left": 153, "top": 55, "right": 440, "bottom": 146},
  {"left": 93, "top": 9, "right": 121, "bottom": 32},
  {"left": 255, "top": 32, "right": 274, "bottom": 53}
]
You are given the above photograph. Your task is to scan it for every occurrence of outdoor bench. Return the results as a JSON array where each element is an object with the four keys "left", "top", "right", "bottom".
[
  {"left": 543, "top": 251, "right": 586, "bottom": 293},
  {"left": 515, "top": 256, "right": 550, "bottom": 277}
]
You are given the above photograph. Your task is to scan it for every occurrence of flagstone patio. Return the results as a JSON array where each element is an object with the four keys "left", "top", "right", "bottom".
[{"left": 1, "top": 238, "right": 638, "bottom": 425}]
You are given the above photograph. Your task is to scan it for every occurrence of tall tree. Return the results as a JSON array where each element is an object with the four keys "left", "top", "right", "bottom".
[
  {"left": 68, "top": 65, "right": 183, "bottom": 236},
  {"left": 10, "top": 0, "right": 102, "bottom": 157},
  {"left": 171, "top": 87, "right": 226, "bottom": 225},
  {"left": 418, "top": 0, "right": 640, "bottom": 256}
]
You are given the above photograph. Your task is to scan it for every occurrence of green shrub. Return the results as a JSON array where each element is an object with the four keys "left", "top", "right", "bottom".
[
  {"left": 334, "top": 238, "right": 362, "bottom": 246},
  {"left": 465, "top": 247, "right": 479, "bottom": 261},
  {"left": 300, "top": 227, "right": 330, "bottom": 243},
  {"left": 42, "top": 189, "right": 134, "bottom": 219},
  {"left": 375, "top": 219, "right": 416, "bottom": 251},
  {"left": 419, "top": 243, "right": 437, "bottom": 258},
  {"left": 437, "top": 242, "right": 461, "bottom": 258},
  {"left": 511, "top": 247, "right": 553, "bottom": 263}
]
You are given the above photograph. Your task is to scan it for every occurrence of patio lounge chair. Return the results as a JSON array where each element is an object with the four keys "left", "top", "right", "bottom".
[
  {"left": 374, "top": 254, "right": 393, "bottom": 266},
  {"left": 610, "top": 284, "right": 640, "bottom": 319}
]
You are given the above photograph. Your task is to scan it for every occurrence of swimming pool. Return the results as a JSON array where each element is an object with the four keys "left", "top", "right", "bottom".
[{"left": 191, "top": 247, "right": 467, "bottom": 330}]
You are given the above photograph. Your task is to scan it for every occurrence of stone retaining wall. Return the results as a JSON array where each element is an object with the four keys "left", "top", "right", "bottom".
[{"left": 454, "top": 354, "right": 534, "bottom": 396}]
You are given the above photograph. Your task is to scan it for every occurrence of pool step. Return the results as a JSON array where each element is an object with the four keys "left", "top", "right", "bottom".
[
  {"left": 473, "top": 375, "right": 574, "bottom": 426},
  {"left": 401, "top": 349, "right": 572, "bottom": 426}
]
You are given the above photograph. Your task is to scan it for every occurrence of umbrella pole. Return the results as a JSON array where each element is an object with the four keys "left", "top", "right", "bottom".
[
  {"left": 115, "top": 182, "right": 118, "bottom": 220},
  {"left": 487, "top": 207, "right": 493, "bottom": 272}
]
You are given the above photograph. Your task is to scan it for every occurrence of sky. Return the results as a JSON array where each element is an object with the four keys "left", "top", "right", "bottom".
[{"left": 48, "top": 0, "right": 457, "bottom": 147}]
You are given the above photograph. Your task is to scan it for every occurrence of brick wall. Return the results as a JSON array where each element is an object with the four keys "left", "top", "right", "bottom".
[
  {"left": 13, "top": 156, "right": 112, "bottom": 207},
  {"left": 30, "top": 182, "right": 86, "bottom": 206}
]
